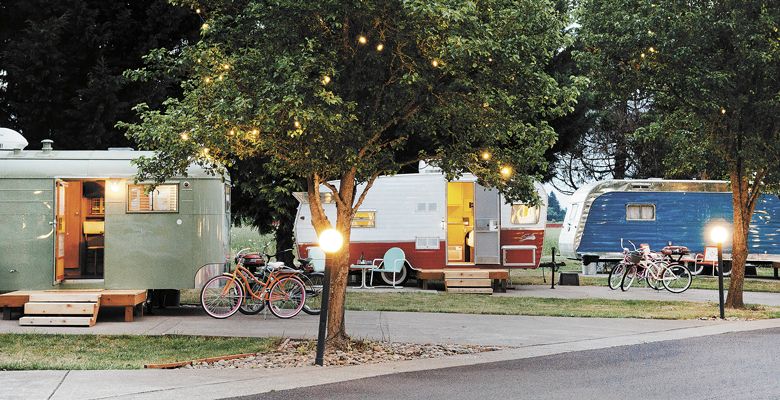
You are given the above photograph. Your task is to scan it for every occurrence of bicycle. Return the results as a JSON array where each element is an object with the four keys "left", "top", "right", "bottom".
[
  {"left": 620, "top": 242, "right": 692, "bottom": 293},
  {"left": 618, "top": 241, "right": 665, "bottom": 291},
  {"left": 200, "top": 249, "right": 306, "bottom": 319},
  {"left": 234, "top": 248, "right": 323, "bottom": 316}
]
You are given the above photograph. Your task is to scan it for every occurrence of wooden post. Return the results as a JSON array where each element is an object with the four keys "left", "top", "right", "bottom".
[{"left": 124, "top": 306, "right": 134, "bottom": 322}]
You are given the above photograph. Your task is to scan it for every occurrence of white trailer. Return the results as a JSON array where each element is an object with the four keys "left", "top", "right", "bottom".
[{"left": 295, "top": 163, "right": 548, "bottom": 285}]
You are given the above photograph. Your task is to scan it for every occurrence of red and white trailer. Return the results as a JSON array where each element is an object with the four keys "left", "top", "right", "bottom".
[{"left": 294, "top": 164, "right": 547, "bottom": 286}]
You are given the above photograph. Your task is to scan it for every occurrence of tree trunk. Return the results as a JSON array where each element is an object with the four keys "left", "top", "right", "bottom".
[
  {"left": 274, "top": 210, "right": 296, "bottom": 266},
  {"left": 725, "top": 170, "right": 758, "bottom": 309}
]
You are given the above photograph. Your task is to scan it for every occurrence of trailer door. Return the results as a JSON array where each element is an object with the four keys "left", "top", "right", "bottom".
[
  {"left": 54, "top": 180, "right": 66, "bottom": 283},
  {"left": 474, "top": 184, "right": 501, "bottom": 264}
]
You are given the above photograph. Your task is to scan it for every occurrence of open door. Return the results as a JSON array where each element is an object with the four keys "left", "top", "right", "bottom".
[
  {"left": 474, "top": 184, "right": 501, "bottom": 264},
  {"left": 54, "top": 180, "right": 66, "bottom": 283}
]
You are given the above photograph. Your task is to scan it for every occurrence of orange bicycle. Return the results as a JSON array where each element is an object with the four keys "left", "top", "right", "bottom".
[{"left": 200, "top": 250, "right": 306, "bottom": 319}]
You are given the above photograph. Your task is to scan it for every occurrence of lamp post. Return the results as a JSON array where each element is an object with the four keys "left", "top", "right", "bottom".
[
  {"left": 709, "top": 226, "right": 728, "bottom": 319},
  {"left": 314, "top": 228, "right": 343, "bottom": 366}
]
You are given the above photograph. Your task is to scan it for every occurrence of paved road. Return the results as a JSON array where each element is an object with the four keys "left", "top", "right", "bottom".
[{"left": 238, "top": 328, "right": 780, "bottom": 400}]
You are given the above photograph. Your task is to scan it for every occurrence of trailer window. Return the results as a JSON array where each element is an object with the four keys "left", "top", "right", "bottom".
[
  {"left": 127, "top": 184, "right": 178, "bottom": 213},
  {"left": 626, "top": 204, "right": 655, "bottom": 221},
  {"left": 510, "top": 204, "right": 540, "bottom": 225},
  {"left": 352, "top": 210, "right": 376, "bottom": 228}
]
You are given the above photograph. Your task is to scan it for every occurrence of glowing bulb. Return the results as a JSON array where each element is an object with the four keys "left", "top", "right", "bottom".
[
  {"left": 710, "top": 226, "right": 728, "bottom": 244},
  {"left": 488, "top": 57, "right": 493, "bottom": 62},
  {"left": 201, "top": 23, "right": 209, "bottom": 30},
  {"left": 431, "top": 59, "right": 439, "bottom": 67},
  {"left": 322, "top": 75, "right": 331, "bottom": 85},
  {"left": 500, "top": 166, "right": 512, "bottom": 178},
  {"left": 640, "top": 53, "right": 646, "bottom": 58},
  {"left": 180, "top": 133, "right": 189, "bottom": 140},
  {"left": 319, "top": 228, "right": 344, "bottom": 253},
  {"left": 204, "top": 77, "right": 211, "bottom": 83},
  {"left": 195, "top": 8, "right": 201, "bottom": 14},
  {"left": 482, "top": 102, "right": 489, "bottom": 108},
  {"left": 649, "top": 47, "right": 655, "bottom": 53},
  {"left": 358, "top": 35, "right": 367, "bottom": 44},
  {"left": 217, "top": 74, "right": 223, "bottom": 81},
  {"left": 251, "top": 129, "right": 259, "bottom": 136},
  {"left": 294, "top": 120, "right": 301, "bottom": 129},
  {"left": 721, "top": 108, "right": 726, "bottom": 115},
  {"left": 376, "top": 43, "right": 384, "bottom": 52},
  {"left": 222, "top": 64, "right": 230, "bottom": 70},
  {"left": 481, "top": 151, "right": 491, "bottom": 160},
  {"left": 228, "top": 129, "right": 234, "bottom": 136}
]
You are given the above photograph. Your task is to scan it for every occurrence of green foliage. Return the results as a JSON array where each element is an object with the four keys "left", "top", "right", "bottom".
[
  {"left": 120, "top": 0, "right": 582, "bottom": 204},
  {"left": 0, "top": 0, "right": 199, "bottom": 149},
  {"left": 546, "top": 191, "right": 566, "bottom": 222}
]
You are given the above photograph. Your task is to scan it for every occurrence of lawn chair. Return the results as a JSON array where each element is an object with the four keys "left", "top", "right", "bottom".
[
  {"left": 371, "top": 247, "right": 407, "bottom": 288},
  {"left": 307, "top": 246, "right": 326, "bottom": 273}
]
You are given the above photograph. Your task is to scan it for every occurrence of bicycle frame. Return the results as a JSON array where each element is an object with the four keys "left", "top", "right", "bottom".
[{"left": 220, "top": 261, "right": 302, "bottom": 303}]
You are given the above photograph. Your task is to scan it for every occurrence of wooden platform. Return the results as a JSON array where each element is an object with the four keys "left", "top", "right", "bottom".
[
  {"left": 416, "top": 268, "right": 510, "bottom": 292},
  {"left": 0, "top": 289, "right": 146, "bottom": 323}
]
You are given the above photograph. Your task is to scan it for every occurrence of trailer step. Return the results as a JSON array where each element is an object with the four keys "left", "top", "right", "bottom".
[
  {"left": 24, "top": 302, "right": 98, "bottom": 315},
  {"left": 444, "top": 270, "right": 493, "bottom": 294},
  {"left": 28, "top": 293, "right": 101, "bottom": 303},
  {"left": 19, "top": 316, "right": 94, "bottom": 327}
]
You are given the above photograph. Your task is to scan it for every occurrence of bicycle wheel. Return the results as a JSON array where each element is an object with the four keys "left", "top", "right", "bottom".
[
  {"left": 645, "top": 262, "right": 664, "bottom": 290},
  {"left": 621, "top": 265, "right": 637, "bottom": 291},
  {"left": 201, "top": 275, "right": 243, "bottom": 319},
  {"left": 608, "top": 263, "right": 626, "bottom": 290},
  {"left": 663, "top": 264, "right": 692, "bottom": 293},
  {"left": 267, "top": 276, "right": 306, "bottom": 319},
  {"left": 301, "top": 273, "right": 323, "bottom": 315},
  {"left": 238, "top": 281, "right": 265, "bottom": 315}
]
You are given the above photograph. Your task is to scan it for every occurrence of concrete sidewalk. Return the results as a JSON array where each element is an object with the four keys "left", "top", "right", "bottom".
[
  {"left": 500, "top": 284, "right": 780, "bottom": 306},
  {"left": 3, "top": 317, "right": 780, "bottom": 400}
]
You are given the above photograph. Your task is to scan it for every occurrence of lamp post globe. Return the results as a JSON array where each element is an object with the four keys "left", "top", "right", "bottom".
[
  {"left": 710, "top": 225, "right": 728, "bottom": 244},
  {"left": 319, "top": 228, "right": 343, "bottom": 253}
]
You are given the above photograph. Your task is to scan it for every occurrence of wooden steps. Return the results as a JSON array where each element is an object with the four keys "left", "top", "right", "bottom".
[
  {"left": 444, "top": 270, "right": 493, "bottom": 294},
  {"left": 19, "top": 293, "right": 101, "bottom": 327}
]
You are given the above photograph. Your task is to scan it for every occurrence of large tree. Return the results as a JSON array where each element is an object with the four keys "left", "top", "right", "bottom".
[
  {"left": 122, "top": 0, "right": 581, "bottom": 345},
  {"left": 0, "top": 0, "right": 199, "bottom": 149},
  {"left": 578, "top": 0, "right": 780, "bottom": 308}
]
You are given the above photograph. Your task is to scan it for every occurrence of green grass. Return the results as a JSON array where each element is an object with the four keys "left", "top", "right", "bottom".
[
  {"left": 231, "top": 225, "right": 274, "bottom": 254},
  {"left": 0, "top": 334, "right": 279, "bottom": 370},
  {"left": 344, "top": 292, "right": 780, "bottom": 320}
]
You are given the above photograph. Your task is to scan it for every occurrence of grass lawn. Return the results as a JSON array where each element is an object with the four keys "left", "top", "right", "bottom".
[
  {"left": 0, "top": 334, "right": 279, "bottom": 370},
  {"left": 344, "top": 292, "right": 780, "bottom": 320}
]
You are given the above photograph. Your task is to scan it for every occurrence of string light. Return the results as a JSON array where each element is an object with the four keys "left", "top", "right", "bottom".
[
  {"left": 649, "top": 47, "right": 656, "bottom": 53},
  {"left": 431, "top": 59, "right": 440, "bottom": 67},
  {"left": 180, "top": 133, "right": 189, "bottom": 141},
  {"left": 222, "top": 64, "right": 230, "bottom": 70},
  {"left": 321, "top": 75, "right": 331, "bottom": 85},
  {"left": 500, "top": 166, "right": 512, "bottom": 178},
  {"left": 195, "top": 8, "right": 201, "bottom": 14},
  {"left": 217, "top": 74, "right": 224, "bottom": 81},
  {"left": 640, "top": 53, "right": 646, "bottom": 59},
  {"left": 228, "top": 129, "right": 235, "bottom": 136},
  {"left": 201, "top": 23, "right": 209, "bottom": 30},
  {"left": 481, "top": 151, "right": 491, "bottom": 160},
  {"left": 488, "top": 57, "right": 493, "bottom": 62},
  {"left": 721, "top": 107, "right": 727, "bottom": 115},
  {"left": 204, "top": 77, "right": 212, "bottom": 83},
  {"left": 357, "top": 35, "right": 367, "bottom": 45},
  {"left": 294, "top": 120, "right": 301, "bottom": 129},
  {"left": 376, "top": 43, "right": 384, "bottom": 52},
  {"left": 482, "top": 102, "right": 489, "bottom": 108},
  {"left": 251, "top": 129, "right": 259, "bottom": 137}
]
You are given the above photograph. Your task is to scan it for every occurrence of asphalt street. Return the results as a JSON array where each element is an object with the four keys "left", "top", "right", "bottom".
[{"left": 236, "top": 327, "right": 780, "bottom": 400}]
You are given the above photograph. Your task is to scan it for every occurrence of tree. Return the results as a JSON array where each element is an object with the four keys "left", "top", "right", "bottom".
[
  {"left": 578, "top": 0, "right": 780, "bottom": 308},
  {"left": 547, "top": 191, "right": 566, "bottom": 222},
  {"left": 121, "top": 0, "right": 581, "bottom": 345},
  {"left": 0, "top": 0, "right": 199, "bottom": 149}
]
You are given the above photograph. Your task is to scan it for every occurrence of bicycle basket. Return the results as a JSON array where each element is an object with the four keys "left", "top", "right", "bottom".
[{"left": 629, "top": 251, "right": 642, "bottom": 264}]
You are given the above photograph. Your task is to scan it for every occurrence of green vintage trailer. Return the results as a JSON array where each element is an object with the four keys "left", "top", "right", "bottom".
[{"left": 0, "top": 139, "right": 230, "bottom": 291}]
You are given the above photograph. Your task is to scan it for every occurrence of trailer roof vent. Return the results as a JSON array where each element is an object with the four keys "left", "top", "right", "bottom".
[
  {"left": 41, "top": 139, "right": 54, "bottom": 153},
  {"left": 0, "top": 128, "right": 29, "bottom": 150},
  {"left": 418, "top": 160, "right": 442, "bottom": 174},
  {"left": 631, "top": 182, "right": 651, "bottom": 189}
]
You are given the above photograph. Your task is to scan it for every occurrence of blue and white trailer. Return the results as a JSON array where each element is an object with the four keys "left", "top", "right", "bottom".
[{"left": 558, "top": 179, "right": 780, "bottom": 267}]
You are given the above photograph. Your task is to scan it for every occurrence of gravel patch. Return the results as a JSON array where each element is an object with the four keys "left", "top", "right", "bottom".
[{"left": 184, "top": 339, "right": 502, "bottom": 369}]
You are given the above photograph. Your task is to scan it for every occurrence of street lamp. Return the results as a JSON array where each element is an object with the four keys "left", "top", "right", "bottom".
[
  {"left": 709, "top": 225, "right": 729, "bottom": 319},
  {"left": 315, "top": 228, "right": 343, "bottom": 366}
]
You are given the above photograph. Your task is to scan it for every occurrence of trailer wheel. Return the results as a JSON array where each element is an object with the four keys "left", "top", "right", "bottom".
[{"left": 379, "top": 264, "right": 409, "bottom": 286}]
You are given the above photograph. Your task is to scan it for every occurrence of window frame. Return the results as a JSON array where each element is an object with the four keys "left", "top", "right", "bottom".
[
  {"left": 625, "top": 203, "right": 656, "bottom": 221},
  {"left": 126, "top": 183, "right": 180, "bottom": 214},
  {"left": 351, "top": 210, "right": 377, "bottom": 228}
]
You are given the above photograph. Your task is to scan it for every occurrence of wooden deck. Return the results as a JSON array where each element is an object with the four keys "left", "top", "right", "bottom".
[
  {"left": 0, "top": 289, "right": 147, "bottom": 322},
  {"left": 416, "top": 268, "right": 510, "bottom": 292}
]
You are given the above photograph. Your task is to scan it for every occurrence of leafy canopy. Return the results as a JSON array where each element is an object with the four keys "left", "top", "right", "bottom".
[{"left": 121, "top": 0, "right": 582, "bottom": 204}]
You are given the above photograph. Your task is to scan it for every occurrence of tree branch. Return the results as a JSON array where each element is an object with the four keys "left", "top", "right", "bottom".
[{"left": 352, "top": 172, "right": 380, "bottom": 214}]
